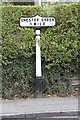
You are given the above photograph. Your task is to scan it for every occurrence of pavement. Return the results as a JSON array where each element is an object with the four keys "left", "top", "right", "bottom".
[{"left": 0, "top": 96, "right": 79, "bottom": 119}]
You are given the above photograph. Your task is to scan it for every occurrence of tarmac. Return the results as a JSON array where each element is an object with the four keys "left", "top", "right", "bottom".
[{"left": 0, "top": 96, "right": 79, "bottom": 119}]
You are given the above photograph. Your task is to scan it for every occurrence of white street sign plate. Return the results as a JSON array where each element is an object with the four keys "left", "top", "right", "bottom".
[{"left": 20, "top": 15, "right": 55, "bottom": 28}]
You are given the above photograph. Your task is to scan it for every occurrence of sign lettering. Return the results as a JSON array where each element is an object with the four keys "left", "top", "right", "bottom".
[{"left": 20, "top": 15, "right": 55, "bottom": 28}]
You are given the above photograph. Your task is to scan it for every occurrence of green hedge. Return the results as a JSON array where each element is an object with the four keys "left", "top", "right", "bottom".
[{"left": 1, "top": 3, "right": 79, "bottom": 99}]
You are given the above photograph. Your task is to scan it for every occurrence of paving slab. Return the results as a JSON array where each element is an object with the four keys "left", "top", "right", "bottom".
[{"left": 0, "top": 96, "right": 79, "bottom": 119}]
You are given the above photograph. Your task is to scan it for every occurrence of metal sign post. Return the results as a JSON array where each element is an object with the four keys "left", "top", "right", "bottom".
[
  {"left": 36, "top": 29, "right": 42, "bottom": 97},
  {"left": 20, "top": 15, "right": 55, "bottom": 97}
]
